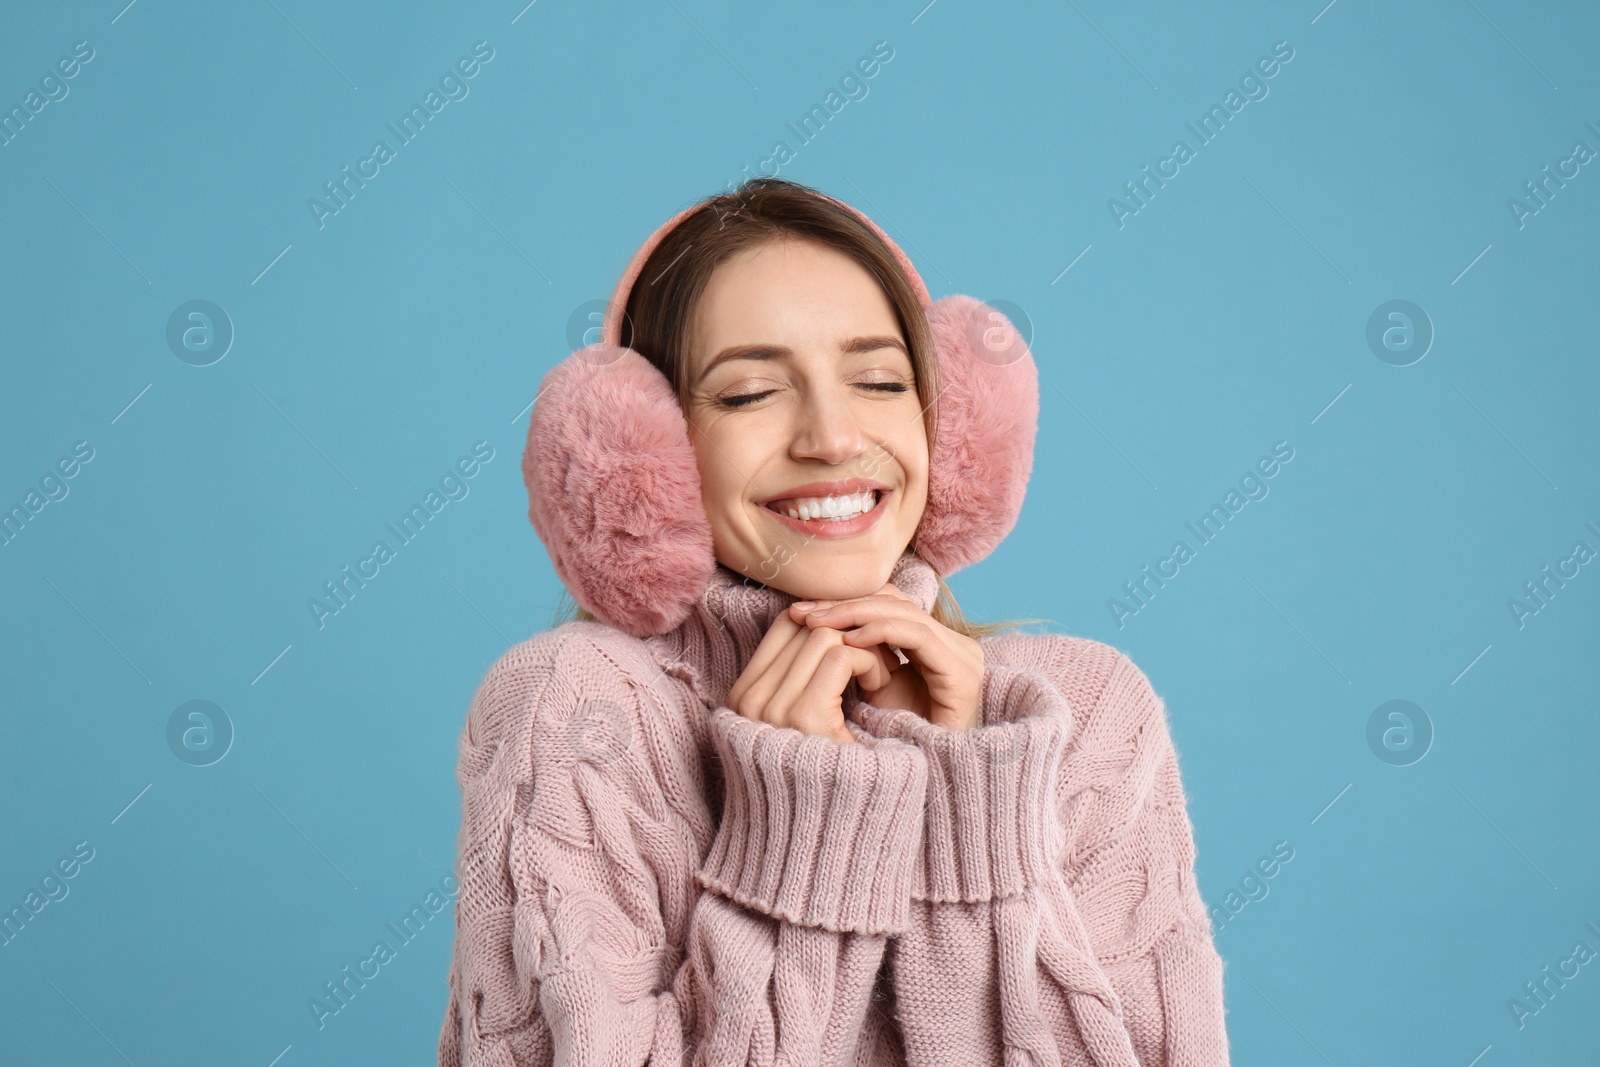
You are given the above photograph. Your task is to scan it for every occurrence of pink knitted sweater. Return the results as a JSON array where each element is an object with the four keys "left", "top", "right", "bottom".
[{"left": 438, "top": 551, "right": 1231, "bottom": 1065}]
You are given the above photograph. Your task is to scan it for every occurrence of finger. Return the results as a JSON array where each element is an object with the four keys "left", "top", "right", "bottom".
[
  {"left": 729, "top": 613, "right": 801, "bottom": 708},
  {"left": 860, "top": 642, "right": 897, "bottom": 692},
  {"left": 829, "top": 639, "right": 893, "bottom": 695},
  {"left": 730, "top": 619, "right": 815, "bottom": 722},
  {"left": 751, "top": 598, "right": 832, "bottom": 670},
  {"left": 787, "top": 582, "right": 916, "bottom": 618},
  {"left": 764, "top": 630, "right": 883, "bottom": 729},
  {"left": 861, "top": 643, "right": 899, "bottom": 691},
  {"left": 836, "top": 617, "right": 958, "bottom": 679},
  {"left": 785, "top": 642, "right": 882, "bottom": 739},
  {"left": 795, "top": 597, "right": 962, "bottom": 696},
  {"left": 793, "top": 595, "right": 930, "bottom": 633},
  {"left": 802, "top": 598, "right": 985, "bottom": 700},
  {"left": 758, "top": 630, "right": 851, "bottom": 729}
]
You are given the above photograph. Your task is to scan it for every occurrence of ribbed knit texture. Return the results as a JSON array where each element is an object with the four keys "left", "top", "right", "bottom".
[
  {"left": 438, "top": 550, "right": 1231, "bottom": 1065},
  {"left": 697, "top": 706, "right": 928, "bottom": 934}
]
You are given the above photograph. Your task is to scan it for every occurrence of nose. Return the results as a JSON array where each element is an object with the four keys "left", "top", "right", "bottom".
[{"left": 788, "top": 382, "right": 868, "bottom": 466}]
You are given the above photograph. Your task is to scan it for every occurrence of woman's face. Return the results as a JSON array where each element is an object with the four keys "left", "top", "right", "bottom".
[{"left": 683, "top": 236, "right": 930, "bottom": 601}]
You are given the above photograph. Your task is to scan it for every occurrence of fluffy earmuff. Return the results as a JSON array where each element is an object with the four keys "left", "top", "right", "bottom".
[
  {"left": 914, "top": 295, "right": 1039, "bottom": 578},
  {"left": 523, "top": 197, "right": 1039, "bottom": 638},
  {"left": 523, "top": 346, "right": 717, "bottom": 637}
]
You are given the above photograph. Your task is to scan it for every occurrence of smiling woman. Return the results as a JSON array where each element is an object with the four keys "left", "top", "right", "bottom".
[
  {"left": 662, "top": 235, "right": 931, "bottom": 604},
  {"left": 549, "top": 179, "right": 1034, "bottom": 641},
  {"left": 440, "top": 178, "right": 1232, "bottom": 1066}
]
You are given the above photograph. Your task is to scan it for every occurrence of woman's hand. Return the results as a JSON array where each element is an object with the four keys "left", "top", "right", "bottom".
[
  {"left": 788, "top": 584, "right": 983, "bottom": 732},
  {"left": 726, "top": 609, "right": 897, "bottom": 745}
]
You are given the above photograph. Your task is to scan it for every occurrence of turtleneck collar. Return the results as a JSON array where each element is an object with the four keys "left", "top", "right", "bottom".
[{"left": 645, "top": 548, "right": 942, "bottom": 712}]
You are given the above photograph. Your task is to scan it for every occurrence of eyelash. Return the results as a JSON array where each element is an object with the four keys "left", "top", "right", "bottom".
[{"left": 718, "top": 382, "right": 910, "bottom": 409}]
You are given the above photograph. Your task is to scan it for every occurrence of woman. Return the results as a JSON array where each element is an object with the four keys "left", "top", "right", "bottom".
[{"left": 439, "top": 178, "right": 1230, "bottom": 1065}]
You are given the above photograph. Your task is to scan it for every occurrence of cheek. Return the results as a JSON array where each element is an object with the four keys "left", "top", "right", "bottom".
[
  {"left": 891, "top": 413, "right": 931, "bottom": 487},
  {"left": 901, "top": 470, "right": 930, "bottom": 529},
  {"left": 690, "top": 421, "right": 757, "bottom": 516}
]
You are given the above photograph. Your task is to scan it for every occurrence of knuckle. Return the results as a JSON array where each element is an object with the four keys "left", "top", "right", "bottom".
[{"left": 807, "top": 625, "right": 842, "bottom": 646}]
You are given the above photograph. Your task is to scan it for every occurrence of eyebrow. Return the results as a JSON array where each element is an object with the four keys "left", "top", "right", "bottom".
[{"left": 696, "top": 335, "right": 909, "bottom": 385}]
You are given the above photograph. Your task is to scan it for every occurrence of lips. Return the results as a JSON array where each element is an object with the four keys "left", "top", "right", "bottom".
[
  {"left": 760, "top": 487, "right": 890, "bottom": 539},
  {"left": 757, "top": 477, "right": 891, "bottom": 508}
]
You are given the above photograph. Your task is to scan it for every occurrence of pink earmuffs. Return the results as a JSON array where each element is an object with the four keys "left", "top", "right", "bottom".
[{"left": 522, "top": 192, "right": 1040, "bottom": 638}]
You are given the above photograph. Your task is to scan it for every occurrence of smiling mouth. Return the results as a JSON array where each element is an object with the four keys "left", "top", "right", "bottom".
[{"left": 763, "top": 489, "right": 884, "bottom": 522}]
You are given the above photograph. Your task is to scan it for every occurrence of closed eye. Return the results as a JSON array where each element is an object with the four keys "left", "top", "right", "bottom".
[
  {"left": 717, "top": 382, "right": 910, "bottom": 409},
  {"left": 717, "top": 391, "right": 774, "bottom": 409}
]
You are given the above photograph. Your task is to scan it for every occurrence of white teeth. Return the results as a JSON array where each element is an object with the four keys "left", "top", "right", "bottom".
[{"left": 771, "top": 490, "right": 880, "bottom": 522}]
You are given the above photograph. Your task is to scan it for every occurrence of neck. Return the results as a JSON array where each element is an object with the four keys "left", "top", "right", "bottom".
[{"left": 647, "top": 548, "right": 941, "bottom": 711}]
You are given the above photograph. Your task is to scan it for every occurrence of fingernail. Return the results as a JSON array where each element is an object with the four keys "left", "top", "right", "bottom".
[
  {"left": 808, "top": 607, "right": 830, "bottom": 617},
  {"left": 792, "top": 601, "right": 814, "bottom": 611}
]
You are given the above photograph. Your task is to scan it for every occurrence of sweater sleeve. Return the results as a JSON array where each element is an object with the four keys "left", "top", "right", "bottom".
[
  {"left": 438, "top": 629, "right": 930, "bottom": 1067},
  {"left": 846, "top": 637, "right": 1230, "bottom": 1066}
]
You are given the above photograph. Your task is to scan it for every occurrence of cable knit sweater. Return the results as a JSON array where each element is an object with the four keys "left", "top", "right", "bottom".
[{"left": 437, "top": 550, "right": 1231, "bottom": 1066}]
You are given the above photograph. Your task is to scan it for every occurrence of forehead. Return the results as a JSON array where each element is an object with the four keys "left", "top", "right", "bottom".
[{"left": 688, "top": 238, "right": 901, "bottom": 359}]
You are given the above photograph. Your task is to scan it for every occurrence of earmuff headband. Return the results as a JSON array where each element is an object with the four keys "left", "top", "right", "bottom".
[{"left": 524, "top": 191, "right": 1039, "bottom": 637}]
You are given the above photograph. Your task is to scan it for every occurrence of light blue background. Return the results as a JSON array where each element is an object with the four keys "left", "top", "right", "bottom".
[{"left": 2, "top": 0, "right": 1597, "bottom": 1063}]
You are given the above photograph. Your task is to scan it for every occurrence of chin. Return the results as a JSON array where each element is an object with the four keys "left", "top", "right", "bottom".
[
  {"left": 779, "top": 552, "right": 901, "bottom": 601},
  {"left": 721, "top": 512, "right": 910, "bottom": 595}
]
